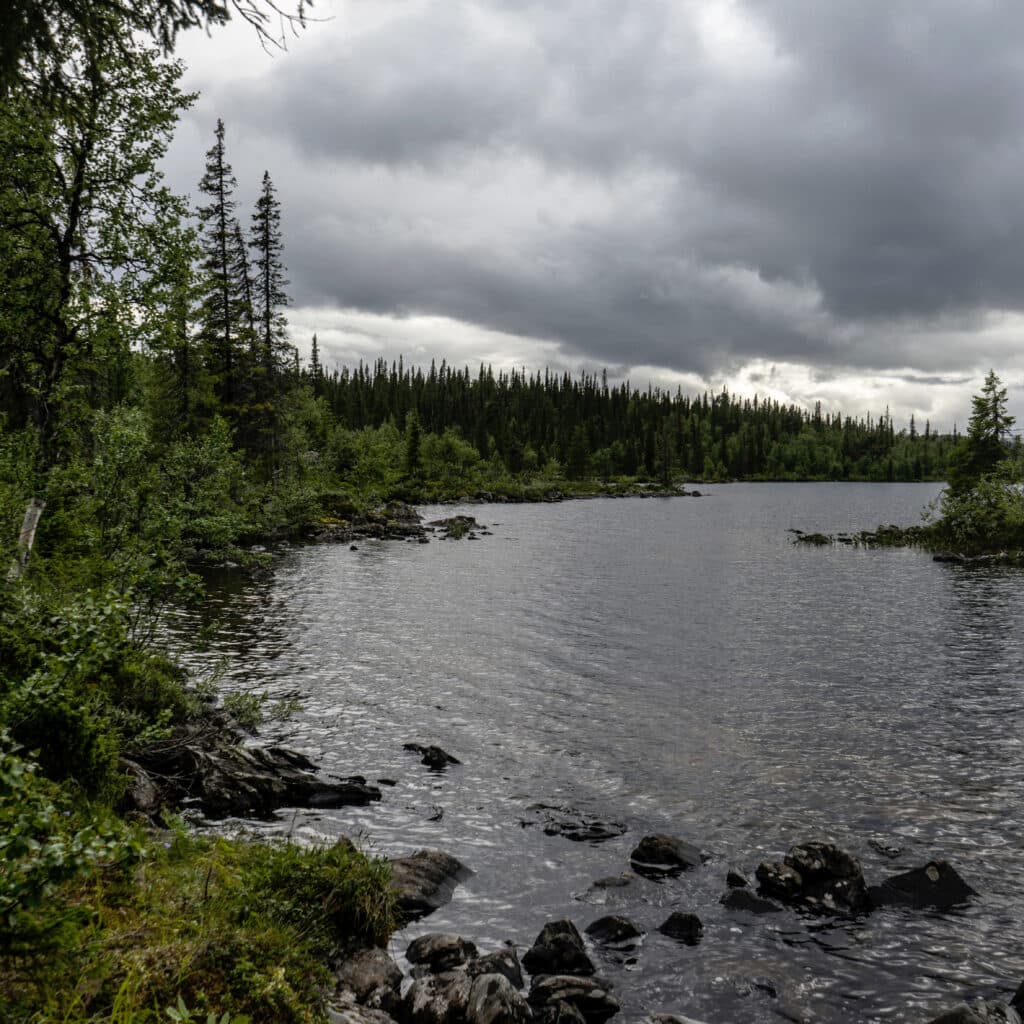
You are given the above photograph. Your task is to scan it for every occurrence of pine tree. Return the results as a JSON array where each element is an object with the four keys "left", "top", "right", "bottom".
[
  {"left": 196, "top": 118, "right": 241, "bottom": 409},
  {"left": 250, "top": 170, "right": 289, "bottom": 376},
  {"left": 946, "top": 370, "right": 1016, "bottom": 497}
]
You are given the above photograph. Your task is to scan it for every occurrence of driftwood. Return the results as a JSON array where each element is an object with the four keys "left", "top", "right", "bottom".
[{"left": 7, "top": 497, "right": 45, "bottom": 581}]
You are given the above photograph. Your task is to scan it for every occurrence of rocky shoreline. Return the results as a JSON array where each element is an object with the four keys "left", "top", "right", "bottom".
[{"left": 120, "top": 712, "right": 1023, "bottom": 1024}]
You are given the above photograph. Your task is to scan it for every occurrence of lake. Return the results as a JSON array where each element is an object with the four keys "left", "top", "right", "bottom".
[{"left": 171, "top": 483, "right": 1024, "bottom": 1024}]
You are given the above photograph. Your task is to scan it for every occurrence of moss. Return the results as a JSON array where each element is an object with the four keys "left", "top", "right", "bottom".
[{"left": 0, "top": 829, "right": 395, "bottom": 1024}]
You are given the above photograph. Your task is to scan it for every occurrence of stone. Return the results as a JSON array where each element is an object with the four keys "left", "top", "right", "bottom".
[
  {"left": 466, "top": 973, "right": 533, "bottom": 1024},
  {"left": 469, "top": 949, "right": 525, "bottom": 989},
  {"left": 629, "top": 834, "right": 704, "bottom": 879},
  {"left": 725, "top": 868, "right": 748, "bottom": 888},
  {"left": 389, "top": 850, "right": 470, "bottom": 921},
  {"left": 401, "top": 971, "right": 474, "bottom": 1024},
  {"left": 656, "top": 912, "right": 703, "bottom": 945},
  {"left": 528, "top": 976, "right": 620, "bottom": 1024},
  {"left": 428, "top": 515, "right": 481, "bottom": 539},
  {"left": 869, "top": 860, "right": 978, "bottom": 909},
  {"left": 407, "top": 934, "right": 478, "bottom": 973},
  {"left": 327, "top": 992, "right": 401, "bottom": 1024},
  {"left": 756, "top": 841, "right": 871, "bottom": 916},
  {"left": 119, "top": 758, "right": 161, "bottom": 817},
  {"left": 719, "top": 888, "right": 783, "bottom": 914},
  {"left": 521, "top": 804, "right": 626, "bottom": 844},
  {"left": 404, "top": 743, "right": 461, "bottom": 770},
  {"left": 590, "top": 874, "right": 633, "bottom": 890},
  {"left": 583, "top": 916, "right": 644, "bottom": 945},
  {"left": 335, "top": 948, "right": 403, "bottom": 1015},
  {"left": 1012, "top": 979, "right": 1024, "bottom": 1012},
  {"left": 522, "top": 920, "right": 594, "bottom": 977}
]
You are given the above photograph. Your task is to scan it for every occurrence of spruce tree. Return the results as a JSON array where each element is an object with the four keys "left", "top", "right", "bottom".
[{"left": 250, "top": 170, "right": 289, "bottom": 376}]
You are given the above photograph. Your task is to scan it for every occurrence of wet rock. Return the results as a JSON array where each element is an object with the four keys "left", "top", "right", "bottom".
[
  {"left": 428, "top": 515, "right": 481, "bottom": 540},
  {"left": 590, "top": 874, "right": 633, "bottom": 890},
  {"left": 583, "top": 916, "right": 644, "bottom": 945},
  {"left": 529, "top": 976, "right": 620, "bottom": 1024},
  {"left": 467, "top": 973, "right": 533, "bottom": 1024},
  {"left": 868, "top": 838, "right": 903, "bottom": 859},
  {"left": 522, "top": 920, "right": 595, "bottom": 977},
  {"left": 401, "top": 970, "right": 474, "bottom": 1024},
  {"left": 407, "top": 934, "right": 478, "bottom": 973},
  {"left": 1013, "top": 979, "right": 1024, "bottom": 1011},
  {"left": 389, "top": 850, "right": 470, "bottom": 921},
  {"left": 404, "top": 744, "right": 461, "bottom": 771},
  {"left": 640, "top": 1015, "right": 709, "bottom": 1024},
  {"left": 328, "top": 992, "right": 401, "bottom": 1024},
  {"left": 656, "top": 912, "right": 703, "bottom": 946},
  {"left": 536, "top": 1002, "right": 586, "bottom": 1024},
  {"left": 131, "top": 711, "right": 382, "bottom": 819},
  {"left": 336, "top": 947, "right": 403, "bottom": 1015},
  {"left": 629, "top": 834, "right": 705, "bottom": 878},
  {"left": 756, "top": 841, "right": 871, "bottom": 916},
  {"left": 469, "top": 949, "right": 525, "bottom": 990},
  {"left": 725, "top": 868, "right": 749, "bottom": 888},
  {"left": 521, "top": 804, "right": 627, "bottom": 844},
  {"left": 924, "top": 1002, "right": 1022, "bottom": 1024},
  {"left": 719, "top": 888, "right": 783, "bottom": 915},
  {"left": 869, "top": 860, "right": 978, "bottom": 909}
]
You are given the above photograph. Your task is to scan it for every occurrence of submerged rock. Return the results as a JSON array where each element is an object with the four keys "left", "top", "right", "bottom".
[
  {"left": 521, "top": 804, "right": 626, "bottom": 844},
  {"left": 924, "top": 1002, "right": 1022, "bottom": 1024},
  {"left": 629, "top": 834, "right": 705, "bottom": 879},
  {"left": 522, "top": 920, "right": 595, "bottom": 978},
  {"left": 869, "top": 860, "right": 977, "bottom": 909},
  {"left": 755, "top": 841, "right": 871, "bottom": 916},
  {"left": 389, "top": 850, "right": 470, "bottom": 921},
  {"left": 719, "top": 888, "right": 782, "bottom": 915}
]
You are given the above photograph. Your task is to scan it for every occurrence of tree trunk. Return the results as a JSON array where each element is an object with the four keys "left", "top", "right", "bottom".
[{"left": 7, "top": 497, "right": 46, "bottom": 581}]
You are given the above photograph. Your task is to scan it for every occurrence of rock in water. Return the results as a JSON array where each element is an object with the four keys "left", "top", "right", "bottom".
[
  {"left": 402, "top": 971, "right": 474, "bottom": 1024},
  {"left": 629, "top": 834, "right": 705, "bottom": 879},
  {"left": 521, "top": 804, "right": 626, "bottom": 844},
  {"left": 869, "top": 860, "right": 977, "bottom": 909},
  {"left": 469, "top": 948, "right": 525, "bottom": 990},
  {"left": 584, "top": 916, "right": 644, "bottom": 945},
  {"left": 467, "top": 973, "right": 532, "bottom": 1024},
  {"left": 407, "top": 934, "right": 478, "bottom": 973},
  {"left": 529, "top": 976, "right": 620, "bottom": 1024},
  {"left": 719, "top": 889, "right": 782, "bottom": 915},
  {"left": 404, "top": 743, "right": 461, "bottom": 770},
  {"left": 756, "top": 841, "right": 871, "bottom": 916},
  {"left": 522, "top": 920, "right": 595, "bottom": 977},
  {"left": 924, "top": 1002, "right": 1022, "bottom": 1024},
  {"left": 656, "top": 912, "right": 703, "bottom": 946},
  {"left": 389, "top": 850, "right": 470, "bottom": 921}
]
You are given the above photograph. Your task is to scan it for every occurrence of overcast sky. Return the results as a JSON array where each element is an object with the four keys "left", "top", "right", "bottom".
[{"left": 164, "top": 0, "right": 1024, "bottom": 431}]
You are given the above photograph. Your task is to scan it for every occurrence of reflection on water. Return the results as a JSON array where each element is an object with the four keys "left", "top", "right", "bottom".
[{"left": 167, "top": 484, "right": 1024, "bottom": 1024}]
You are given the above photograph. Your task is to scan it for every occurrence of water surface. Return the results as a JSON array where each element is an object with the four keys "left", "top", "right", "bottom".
[{"left": 170, "top": 483, "right": 1024, "bottom": 1024}]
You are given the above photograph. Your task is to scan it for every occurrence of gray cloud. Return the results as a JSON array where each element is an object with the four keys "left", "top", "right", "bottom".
[{"left": 170, "top": 0, "right": 1024, "bottom": 395}]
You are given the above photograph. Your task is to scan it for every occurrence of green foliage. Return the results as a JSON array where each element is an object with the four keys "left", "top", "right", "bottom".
[{"left": 945, "top": 370, "right": 1017, "bottom": 499}]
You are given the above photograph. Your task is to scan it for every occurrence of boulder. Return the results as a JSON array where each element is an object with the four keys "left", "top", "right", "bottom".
[
  {"left": 755, "top": 841, "right": 871, "bottom": 916},
  {"left": 869, "top": 861, "right": 977, "bottom": 909},
  {"left": 656, "top": 912, "right": 703, "bottom": 946},
  {"left": 328, "top": 992, "right": 401, "bottom": 1024},
  {"left": 404, "top": 744, "right": 461, "bottom": 771},
  {"left": 469, "top": 949, "right": 525, "bottom": 990},
  {"left": 725, "top": 868, "right": 749, "bottom": 889},
  {"left": 583, "top": 916, "right": 644, "bottom": 945},
  {"left": 522, "top": 920, "right": 594, "bottom": 978},
  {"left": 467, "top": 973, "right": 533, "bottom": 1024},
  {"left": 528, "top": 976, "right": 620, "bottom": 1024},
  {"left": 389, "top": 850, "right": 470, "bottom": 921},
  {"left": 428, "top": 515, "right": 481, "bottom": 540},
  {"left": 719, "top": 888, "right": 782, "bottom": 915},
  {"left": 407, "top": 934, "right": 478, "bottom": 974},
  {"left": 401, "top": 971, "right": 474, "bottom": 1024},
  {"left": 521, "top": 804, "right": 626, "bottom": 844},
  {"left": 629, "top": 834, "right": 705, "bottom": 879},
  {"left": 335, "top": 947, "right": 403, "bottom": 1015}
]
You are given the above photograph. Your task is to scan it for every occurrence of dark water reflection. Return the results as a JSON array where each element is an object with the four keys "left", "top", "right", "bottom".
[{"left": 167, "top": 484, "right": 1024, "bottom": 1024}]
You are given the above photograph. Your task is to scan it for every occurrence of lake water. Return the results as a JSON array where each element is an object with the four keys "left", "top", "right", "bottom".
[{"left": 172, "top": 483, "right": 1024, "bottom": 1024}]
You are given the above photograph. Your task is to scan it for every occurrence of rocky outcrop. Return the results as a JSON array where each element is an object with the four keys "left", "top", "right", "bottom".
[
  {"left": 869, "top": 861, "right": 977, "bottom": 909},
  {"left": 522, "top": 920, "right": 595, "bottom": 978},
  {"left": 428, "top": 515, "right": 483, "bottom": 540},
  {"left": 520, "top": 804, "right": 626, "bottom": 844},
  {"left": 125, "top": 711, "right": 381, "bottom": 820},
  {"left": 629, "top": 834, "right": 705, "bottom": 879},
  {"left": 311, "top": 501, "right": 428, "bottom": 545},
  {"left": 755, "top": 841, "right": 871, "bottom": 916},
  {"left": 389, "top": 850, "right": 470, "bottom": 921}
]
